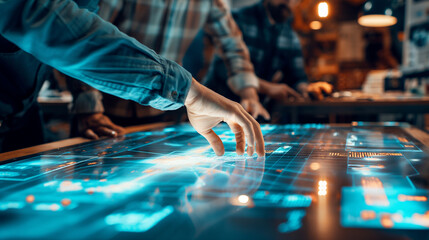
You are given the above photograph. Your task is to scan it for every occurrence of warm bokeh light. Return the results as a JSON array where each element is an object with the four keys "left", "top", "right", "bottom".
[
  {"left": 318, "top": 180, "right": 327, "bottom": 196},
  {"left": 380, "top": 214, "right": 394, "bottom": 228},
  {"left": 412, "top": 211, "right": 429, "bottom": 227},
  {"left": 26, "top": 195, "right": 35, "bottom": 203},
  {"left": 238, "top": 195, "right": 249, "bottom": 204},
  {"left": 310, "top": 21, "right": 322, "bottom": 30},
  {"left": 360, "top": 210, "right": 376, "bottom": 220},
  {"left": 318, "top": 2, "right": 329, "bottom": 18},
  {"left": 398, "top": 194, "right": 428, "bottom": 202},
  {"left": 361, "top": 177, "right": 389, "bottom": 206},
  {"left": 310, "top": 162, "right": 321, "bottom": 170},
  {"left": 50, "top": 204, "right": 60, "bottom": 211},
  {"left": 358, "top": 15, "right": 397, "bottom": 27},
  {"left": 61, "top": 198, "right": 72, "bottom": 207}
]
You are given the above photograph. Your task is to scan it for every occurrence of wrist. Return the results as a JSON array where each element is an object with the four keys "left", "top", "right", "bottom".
[
  {"left": 73, "top": 91, "right": 104, "bottom": 114},
  {"left": 296, "top": 82, "right": 308, "bottom": 94},
  {"left": 185, "top": 78, "right": 199, "bottom": 107},
  {"left": 239, "top": 87, "right": 259, "bottom": 100},
  {"left": 257, "top": 79, "right": 271, "bottom": 95}
]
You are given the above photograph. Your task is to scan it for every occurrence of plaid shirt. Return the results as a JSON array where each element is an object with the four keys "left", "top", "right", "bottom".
[
  {"left": 94, "top": 0, "right": 259, "bottom": 118},
  {"left": 205, "top": 1, "right": 308, "bottom": 101}
]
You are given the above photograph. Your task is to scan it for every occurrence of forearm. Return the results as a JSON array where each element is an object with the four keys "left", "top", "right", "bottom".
[
  {"left": 257, "top": 78, "right": 273, "bottom": 96},
  {"left": 205, "top": 0, "right": 259, "bottom": 94},
  {"left": 238, "top": 87, "right": 259, "bottom": 101},
  {"left": 0, "top": 0, "right": 192, "bottom": 110}
]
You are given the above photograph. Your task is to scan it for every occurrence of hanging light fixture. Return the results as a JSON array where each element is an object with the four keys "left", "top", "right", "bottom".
[
  {"left": 358, "top": 0, "right": 397, "bottom": 27},
  {"left": 318, "top": 2, "right": 329, "bottom": 18}
]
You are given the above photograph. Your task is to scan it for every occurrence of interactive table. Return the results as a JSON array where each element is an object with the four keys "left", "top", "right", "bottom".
[{"left": 1, "top": 123, "right": 429, "bottom": 240}]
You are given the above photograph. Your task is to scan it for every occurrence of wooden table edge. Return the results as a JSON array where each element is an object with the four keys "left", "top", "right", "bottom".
[{"left": 0, "top": 122, "right": 172, "bottom": 162}]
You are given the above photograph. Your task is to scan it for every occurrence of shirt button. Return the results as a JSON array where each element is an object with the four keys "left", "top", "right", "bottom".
[{"left": 171, "top": 91, "right": 178, "bottom": 99}]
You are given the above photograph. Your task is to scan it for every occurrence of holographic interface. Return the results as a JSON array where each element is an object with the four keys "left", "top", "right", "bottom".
[{"left": 0, "top": 123, "right": 429, "bottom": 239}]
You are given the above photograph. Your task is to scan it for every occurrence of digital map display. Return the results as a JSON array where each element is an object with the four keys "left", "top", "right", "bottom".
[{"left": 0, "top": 123, "right": 428, "bottom": 239}]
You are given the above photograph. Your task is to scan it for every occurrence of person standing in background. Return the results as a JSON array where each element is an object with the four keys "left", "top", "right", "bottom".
[
  {"left": 0, "top": 0, "right": 265, "bottom": 157},
  {"left": 66, "top": 0, "right": 270, "bottom": 139},
  {"left": 203, "top": 0, "right": 333, "bottom": 116}
]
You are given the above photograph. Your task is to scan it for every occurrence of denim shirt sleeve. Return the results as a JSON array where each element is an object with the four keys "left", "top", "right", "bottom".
[{"left": 0, "top": 0, "right": 192, "bottom": 110}]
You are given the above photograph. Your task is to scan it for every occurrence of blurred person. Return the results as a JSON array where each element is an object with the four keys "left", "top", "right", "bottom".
[
  {"left": 66, "top": 0, "right": 271, "bottom": 136},
  {"left": 364, "top": 29, "right": 399, "bottom": 70},
  {"left": 0, "top": 0, "right": 265, "bottom": 157},
  {"left": 204, "top": 0, "right": 333, "bottom": 114}
]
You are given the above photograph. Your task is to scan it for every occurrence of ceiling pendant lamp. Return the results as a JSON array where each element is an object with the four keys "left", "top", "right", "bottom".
[{"left": 358, "top": 0, "right": 397, "bottom": 27}]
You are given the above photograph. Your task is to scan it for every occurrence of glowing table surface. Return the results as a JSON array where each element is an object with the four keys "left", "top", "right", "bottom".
[{"left": 1, "top": 123, "right": 429, "bottom": 239}]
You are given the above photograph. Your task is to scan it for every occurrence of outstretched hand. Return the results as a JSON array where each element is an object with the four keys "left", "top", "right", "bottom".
[{"left": 185, "top": 79, "right": 265, "bottom": 157}]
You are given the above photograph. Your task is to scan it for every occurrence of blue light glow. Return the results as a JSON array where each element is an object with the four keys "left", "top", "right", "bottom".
[
  {"left": 0, "top": 123, "right": 428, "bottom": 238},
  {"left": 278, "top": 210, "right": 306, "bottom": 233},
  {"left": 341, "top": 187, "right": 429, "bottom": 229},
  {"left": 105, "top": 205, "right": 174, "bottom": 232}
]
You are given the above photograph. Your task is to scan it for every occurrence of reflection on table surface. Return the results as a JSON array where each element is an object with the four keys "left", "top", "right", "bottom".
[{"left": 0, "top": 123, "right": 429, "bottom": 239}]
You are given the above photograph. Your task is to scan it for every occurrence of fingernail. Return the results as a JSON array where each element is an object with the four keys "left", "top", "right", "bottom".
[{"left": 111, "top": 131, "right": 117, "bottom": 136}]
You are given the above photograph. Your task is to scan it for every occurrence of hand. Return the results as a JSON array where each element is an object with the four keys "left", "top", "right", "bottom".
[
  {"left": 239, "top": 87, "right": 270, "bottom": 121},
  {"left": 263, "top": 82, "right": 304, "bottom": 103},
  {"left": 305, "top": 82, "right": 333, "bottom": 100},
  {"left": 76, "top": 113, "right": 125, "bottom": 139},
  {"left": 185, "top": 79, "right": 265, "bottom": 157}
]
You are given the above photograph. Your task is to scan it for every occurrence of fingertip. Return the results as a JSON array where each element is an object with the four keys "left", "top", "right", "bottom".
[
  {"left": 211, "top": 140, "right": 225, "bottom": 156},
  {"left": 84, "top": 129, "right": 99, "bottom": 140},
  {"left": 255, "top": 141, "right": 265, "bottom": 157},
  {"left": 247, "top": 146, "right": 254, "bottom": 156},
  {"left": 214, "top": 147, "right": 225, "bottom": 156},
  {"left": 200, "top": 129, "right": 225, "bottom": 156},
  {"left": 264, "top": 113, "right": 271, "bottom": 121},
  {"left": 115, "top": 127, "right": 126, "bottom": 135}
]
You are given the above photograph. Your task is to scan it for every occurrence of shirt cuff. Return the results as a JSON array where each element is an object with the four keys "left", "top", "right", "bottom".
[
  {"left": 146, "top": 58, "right": 192, "bottom": 111},
  {"left": 227, "top": 72, "right": 259, "bottom": 95},
  {"left": 73, "top": 91, "right": 105, "bottom": 114}
]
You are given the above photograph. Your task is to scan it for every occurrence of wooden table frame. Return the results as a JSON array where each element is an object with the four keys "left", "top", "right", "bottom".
[
  {"left": 276, "top": 98, "right": 429, "bottom": 128},
  {"left": 0, "top": 122, "right": 171, "bottom": 162}
]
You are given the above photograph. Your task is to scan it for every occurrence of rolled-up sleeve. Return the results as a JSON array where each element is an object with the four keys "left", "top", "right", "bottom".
[
  {"left": 0, "top": 0, "right": 192, "bottom": 110},
  {"left": 204, "top": 0, "right": 259, "bottom": 95}
]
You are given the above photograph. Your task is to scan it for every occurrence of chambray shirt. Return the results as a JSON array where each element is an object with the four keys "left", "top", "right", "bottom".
[
  {"left": 205, "top": 1, "right": 308, "bottom": 101},
  {"left": 0, "top": 0, "right": 192, "bottom": 112}
]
